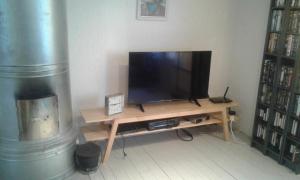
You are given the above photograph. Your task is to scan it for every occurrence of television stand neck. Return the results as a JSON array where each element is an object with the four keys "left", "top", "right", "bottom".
[
  {"left": 190, "top": 98, "right": 201, "bottom": 107},
  {"left": 137, "top": 104, "right": 145, "bottom": 112}
]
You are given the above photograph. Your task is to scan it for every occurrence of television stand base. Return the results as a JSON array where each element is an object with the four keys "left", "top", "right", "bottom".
[{"left": 137, "top": 104, "right": 145, "bottom": 112}]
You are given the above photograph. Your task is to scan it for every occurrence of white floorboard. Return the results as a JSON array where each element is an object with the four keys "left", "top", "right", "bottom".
[{"left": 69, "top": 127, "right": 300, "bottom": 180}]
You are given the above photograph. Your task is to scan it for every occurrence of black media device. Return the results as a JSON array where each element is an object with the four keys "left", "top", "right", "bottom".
[
  {"left": 128, "top": 51, "right": 212, "bottom": 111},
  {"left": 185, "top": 114, "right": 210, "bottom": 124},
  {"left": 116, "top": 119, "right": 179, "bottom": 133},
  {"left": 147, "top": 118, "right": 180, "bottom": 131},
  {"left": 117, "top": 122, "right": 148, "bottom": 134},
  {"left": 209, "top": 86, "right": 232, "bottom": 103}
]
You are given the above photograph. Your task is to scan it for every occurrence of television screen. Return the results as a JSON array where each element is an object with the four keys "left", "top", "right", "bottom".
[{"left": 128, "top": 51, "right": 211, "bottom": 104}]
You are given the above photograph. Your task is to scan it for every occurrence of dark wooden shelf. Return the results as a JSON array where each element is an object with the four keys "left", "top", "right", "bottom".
[
  {"left": 260, "top": 82, "right": 274, "bottom": 87},
  {"left": 286, "top": 32, "right": 300, "bottom": 36},
  {"left": 291, "top": 115, "right": 300, "bottom": 120},
  {"left": 259, "top": 102, "right": 272, "bottom": 108},
  {"left": 290, "top": 7, "right": 300, "bottom": 11},
  {"left": 277, "top": 86, "right": 291, "bottom": 91},
  {"left": 281, "top": 55, "right": 297, "bottom": 61},
  {"left": 271, "top": 126, "right": 284, "bottom": 134},
  {"left": 264, "top": 52, "right": 279, "bottom": 57},
  {"left": 282, "top": 153, "right": 300, "bottom": 164},
  {"left": 267, "top": 148, "right": 281, "bottom": 162},
  {"left": 252, "top": 137, "right": 265, "bottom": 146},
  {"left": 274, "top": 107, "right": 287, "bottom": 114},
  {"left": 282, "top": 157, "right": 300, "bottom": 174},
  {"left": 267, "top": 145, "right": 281, "bottom": 155},
  {"left": 287, "top": 134, "right": 300, "bottom": 143},
  {"left": 272, "top": 6, "right": 285, "bottom": 10},
  {"left": 256, "top": 116, "right": 268, "bottom": 125},
  {"left": 252, "top": 0, "right": 300, "bottom": 174}
]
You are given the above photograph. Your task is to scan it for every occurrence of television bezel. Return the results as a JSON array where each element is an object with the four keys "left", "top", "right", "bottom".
[{"left": 127, "top": 51, "right": 211, "bottom": 104}]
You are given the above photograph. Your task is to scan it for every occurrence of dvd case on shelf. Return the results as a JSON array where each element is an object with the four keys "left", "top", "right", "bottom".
[
  {"left": 291, "top": 119, "right": 299, "bottom": 137},
  {"left": 276, "top": 90, "right": 291, "bottom": 111},
  {"left": 294, "top": 95, "right": 300, "bottom": 116},
  {"left": 261, "top": 84, "right": 273, "bottom": 104},
  {"left": 270, "top": 131, "right": 283, "bottom": 151},
  {"left": 268, "top": 33, "right": 280, "bottom": 53},
  {"left": 290, "top": 0, "right": 300, "bottom": 7},
  {"left": 275, "top": 0, "right": 285, "bottom": 7},
  {"left": 288, "top": 11, "right": 300, "bottom": 34},
  {"left": 257, "top": 124, "right": 267, "bottom": 140},
  {"left": 279, "top": 66, "right": 294, "bottom": 89},
  {"left": 271, "top": 10, "right": 283, "bottom": 32},
  {"left": 295, "top": 76, "right": 300, "bottom": 93},
  {"left": 289, "top": 144, "right": 300, "bottom": 162},
  {"left": 262, "top": 60, "right": 276, "bottom": 85},
  {"left": 274, "top": 112, "right": 286, "bottom": 129},
  {"left": 259, "top": 108, "right": 270, "bottom": 121},
  {"left": 285, "top": 35, "right": 300, "bottom": 57}
]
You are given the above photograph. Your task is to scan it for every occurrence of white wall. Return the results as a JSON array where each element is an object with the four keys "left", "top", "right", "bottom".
[
  {"left": 67, "top": 0, "right": 236, "bottom": 119},
  {"left": 229, "top": 0, "right": 271, "bottom": 136},
  {"left": 67, "top": 0, "right": 270, "bottom": 136}
]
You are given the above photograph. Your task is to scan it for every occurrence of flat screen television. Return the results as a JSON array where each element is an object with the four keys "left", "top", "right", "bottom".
[{"left": 128, "top": 51, "right": 211, "bottom": 105}]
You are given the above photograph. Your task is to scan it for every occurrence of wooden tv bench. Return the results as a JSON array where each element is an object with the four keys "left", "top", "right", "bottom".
[{"left": 80, "top": 99, "right": 238, "bottom": 164}]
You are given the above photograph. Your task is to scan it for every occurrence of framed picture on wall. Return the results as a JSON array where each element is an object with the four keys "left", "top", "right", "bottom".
[{"left": 137, "top": 0, "right": 168, "bottom": 20}]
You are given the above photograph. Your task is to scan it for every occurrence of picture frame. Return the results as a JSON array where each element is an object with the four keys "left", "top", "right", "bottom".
[{"left": 137, "top": 0, "right": 168, "bottom": 21}]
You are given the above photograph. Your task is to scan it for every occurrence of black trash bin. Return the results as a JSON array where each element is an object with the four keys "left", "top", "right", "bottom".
[{"left": 75, "top": 142, "right": 101, "bottom": 174}]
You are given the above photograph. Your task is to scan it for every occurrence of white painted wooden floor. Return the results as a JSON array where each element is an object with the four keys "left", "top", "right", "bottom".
[{"left": 68, "top": 127, "right": 300, "bottom": 180}]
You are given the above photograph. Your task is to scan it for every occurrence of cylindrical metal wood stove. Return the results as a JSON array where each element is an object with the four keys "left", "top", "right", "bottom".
[{"left": 0, "top": 0, "right": 76, "bottom": 179}]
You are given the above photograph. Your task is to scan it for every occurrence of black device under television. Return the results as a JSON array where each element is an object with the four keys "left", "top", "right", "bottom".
[{"left": 128, "top": 51, "right": 212, "bottom": 111}]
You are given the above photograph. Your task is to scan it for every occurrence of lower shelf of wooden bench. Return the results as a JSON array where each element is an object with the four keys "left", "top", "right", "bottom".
[{"left": 81, "top": 118, "right": 223, "bottom": 142}]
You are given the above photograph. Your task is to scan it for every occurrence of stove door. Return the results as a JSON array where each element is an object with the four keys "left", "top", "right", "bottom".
[{"left": 17, "top": 95, "right": 59, "bottom": 141}]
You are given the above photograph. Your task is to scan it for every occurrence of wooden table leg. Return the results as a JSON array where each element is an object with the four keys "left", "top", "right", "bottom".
[
  {"left": 102, "top": 120, "right": 118, "bottom": 164},
  {"left": 221, "top": 108, "right": 230, "bottom": 141}
]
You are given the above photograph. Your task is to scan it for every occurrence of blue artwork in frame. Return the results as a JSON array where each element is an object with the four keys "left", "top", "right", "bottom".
[{"left": 137, "top": 0, "right": 168, "bottom": 20}]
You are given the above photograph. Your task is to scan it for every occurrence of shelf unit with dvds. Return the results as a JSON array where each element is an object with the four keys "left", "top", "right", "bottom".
[{"left": 252, "top": 0, "right": 300, "bottom": 174}]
